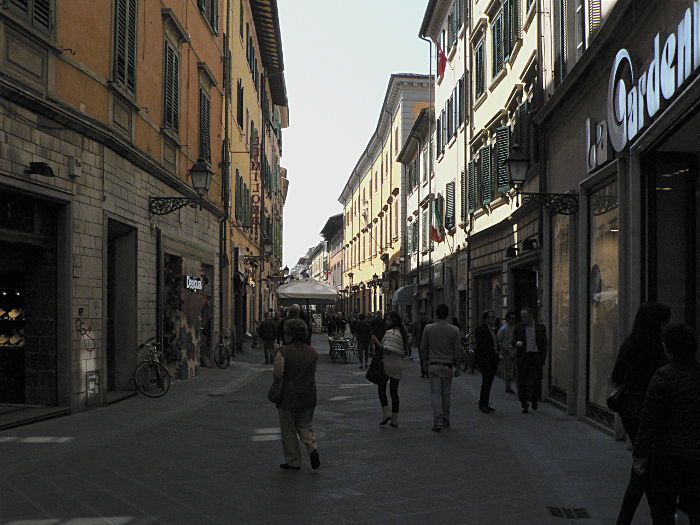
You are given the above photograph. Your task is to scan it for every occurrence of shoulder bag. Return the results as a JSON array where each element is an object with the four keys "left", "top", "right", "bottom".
[
  {"left": 267, "top": 349, "right": 285, "bottom": 404},
  {"left": 365, "top": 352, "right": 387, "bottom": 385}
]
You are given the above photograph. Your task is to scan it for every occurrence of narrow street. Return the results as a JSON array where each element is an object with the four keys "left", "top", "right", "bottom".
[{"left": 0, "top": 333, "right": 649, "bottom": 525}]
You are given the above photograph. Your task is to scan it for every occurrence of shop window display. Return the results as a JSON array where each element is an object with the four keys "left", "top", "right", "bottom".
[
  {"left": 587, "top": 182, "right": 619, "bottom": 425},
  {"left": 550, "top": 214, "right": 570, "bottom": 402}
]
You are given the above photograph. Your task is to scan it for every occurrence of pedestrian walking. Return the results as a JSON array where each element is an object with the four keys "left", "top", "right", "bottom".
[
  {"left": 355, "top": 313, "right": 372, "bottom": 369},
  {"left": 370, "top": 312, "right": 387, "bottom": 343},
  {"left": 420, "top": 304, "right": 462, "bottom": 432},
  {"left": 273, "top": 318, "right": 320, "bottom": 471},
  {"left": 258, "top": 312, "right": 278, "bottom": 365},
  {"left": 475, "top": 310, "right": 499, "bottom": 413},
  {"left": 611, "top": 302, "right": 671, "bottom": 525},
  {"left": 512, "top": 307, "right": 548, "bottom": 414},
  {"left": 497, "top": 312, "right": 518, "bottom": 394},
  {"left": 373, "top": 311, "right": 407, "bottom": 428},
  {"left": 632, "top": 323, "right": 700, "bottom": 525}
]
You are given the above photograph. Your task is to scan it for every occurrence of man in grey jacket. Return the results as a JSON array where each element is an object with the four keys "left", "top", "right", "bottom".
[{"left": 420, "top": 304, "right": 463, "bottom": 432}]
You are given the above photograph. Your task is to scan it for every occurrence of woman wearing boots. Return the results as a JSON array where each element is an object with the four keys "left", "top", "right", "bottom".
[{"left": 374, "top": 311, "right": 407, "bottom": 428}]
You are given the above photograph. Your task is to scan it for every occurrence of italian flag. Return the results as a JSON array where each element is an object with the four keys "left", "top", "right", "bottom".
[{"left": 430, "top": 196, "right": 444, "bottom": 243}]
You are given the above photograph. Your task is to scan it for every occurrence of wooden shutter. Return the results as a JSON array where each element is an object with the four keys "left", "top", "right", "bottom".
[
  {"left": 113, "top": 0, "right": 137, "bottom": 94},
  {"left": 504, "top": 0, "right": 512, "bottom": 59},
  {"left": 513, "top": 0, "right": 522, "bottom": 42},
  {"left": 407, "top": 223, "right": 413, "bottom": 253},
  {"left": 422, "top": 211, "right": 428, "bottom": 251},
  {"left": 460, "top": 169, "right": 467, "bottom": 221},
  {"left": 480, "top": 145, "right": 492, "bottom": 204},
  {"left": 492, "top": 14, "right": 503, "bottom": 76},
  {"left": 33, "top": 0, "right": 51, "bottom": 31},
  {"left": 496, "top": 126, "right": 511, "bottom": 192},
  {"left": 199, "top": 89, "right": 211, "bottom": 161},
  {"left": 468, "top": 160, "right": 477, "bottom": 214},
  {"left": 589, "top": 0, "right": 602, "bottom": 34},
  {"left": 164, "top": 41, "right": 180, "bottom": 133},
  {"left": 475, "top": 42, "right": 485, "bottom": 97},
  {"left": 445, "top": 181, "right": 456, "bottom": 230}
]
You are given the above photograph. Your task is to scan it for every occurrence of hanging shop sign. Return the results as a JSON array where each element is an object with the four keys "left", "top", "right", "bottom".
[
  {"left": 607, "top": 2, "right": 700, "bottom": 152},
  {"left": 184, "top": 275, "right": 203, "bottom": 291}
]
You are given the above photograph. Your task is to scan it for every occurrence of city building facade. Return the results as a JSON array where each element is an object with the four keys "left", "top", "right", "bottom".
[{"left": 340, "top": 74, "right": 431, "bottom": 316}]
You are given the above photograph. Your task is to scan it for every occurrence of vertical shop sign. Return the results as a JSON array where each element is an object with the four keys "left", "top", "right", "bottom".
[{"left": 250, "top": 136, "right": 261, "bottom": 237}]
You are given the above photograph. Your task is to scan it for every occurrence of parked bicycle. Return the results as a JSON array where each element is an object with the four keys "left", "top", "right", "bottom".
[
  {"left": 133, "top": 337, "right": 171, "bottom": 397},
  {"left": 213, "top": 329, "right": 233, "bottom": 369}
]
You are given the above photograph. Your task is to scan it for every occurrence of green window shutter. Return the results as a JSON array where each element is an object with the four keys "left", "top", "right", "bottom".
[
  {"left": 589, "top": 0, "right": 602, "bottom": 34},
  {"left": 113, "top": 0, "right": 137, "bottom": 94},
  {"left": 504, "top": 0, "right": 512, "bottom": 59},
  {"left": 460, "top": 168, "right": 467, "bottom": 221},
  {"left": 496, "top": 126, "right": 511, "bottom": 192},
  {"left": 480, "top": 145, "right": 492, "bottom": 204},
  {"left": 445, "top": 181, "right": 456, "bottom": 230},
  {"left": 199, "top": 88, "right": 211, "bottom": 161},
  {"left": 492, "top": 14, "right": 503, "bottom": 77},
  {"left": 163, "top": 41, "right": 180, "bottom": 133},
  {"left": 512, "top": 0, "right": 521, "bottom": 42},
  {"left": 475, "top": 42, "right": 485, "bottom": 98},
  {"left": 33, "top": 0, "right": 51, "bottom": 31},
  {"left": 235, "top": 171, "right": 241, "bottom": 220},
  {"left": 468, "top": 160, "right": 477, "bottom": 214},
  {"left": 239, "top": 0, "right": 244, "bottom": 38},
  {"left": 436, "top": 116, "right": 442, "bottom": 154}
]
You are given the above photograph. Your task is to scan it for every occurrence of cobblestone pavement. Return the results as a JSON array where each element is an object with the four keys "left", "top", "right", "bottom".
[{"left": 0, "top": 333, "right": 650, "bottom": 525}]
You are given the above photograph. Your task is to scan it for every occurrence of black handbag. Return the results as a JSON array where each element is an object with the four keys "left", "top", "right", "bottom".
[
  {"left": 606, "top": 383, "right": 627, "bottom": 412},
  {"left": 365, "top": 356, "right": 387, "bottom": 385},
  {"left": 267, "top": 377, "right": 284, "bottom": 404}
]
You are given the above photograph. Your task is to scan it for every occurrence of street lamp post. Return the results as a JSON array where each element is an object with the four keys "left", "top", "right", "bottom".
[{"left": 149, "top": 159, "right": 214, "bottom": 216}]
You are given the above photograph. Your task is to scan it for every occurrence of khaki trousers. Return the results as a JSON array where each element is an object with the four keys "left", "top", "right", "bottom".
[{"left": 277, "top": 407, "right": 317, "bottom": 468}]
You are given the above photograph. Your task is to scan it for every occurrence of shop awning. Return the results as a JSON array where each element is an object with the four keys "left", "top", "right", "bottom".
[
  {"left": 276, "top": 278, "right": 339, "bottom": 305},
  {"left": 392, "top": 284, "right": 415, "bottom": 306}
]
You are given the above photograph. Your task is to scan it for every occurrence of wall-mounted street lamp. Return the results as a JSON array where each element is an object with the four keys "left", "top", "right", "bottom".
[
  {"left": 149, "top": 158, "right": 214, "bottom": 216},
  {"left": 504, "top": 147, "right": 579, "bottom": 215}
]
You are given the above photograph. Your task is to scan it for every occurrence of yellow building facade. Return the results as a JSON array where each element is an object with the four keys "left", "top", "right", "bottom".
[
  {"left": 340, "top": 74, "right": 430, "bottom": 314},
  {"left": 226, "top": 0, "right": 288, "bottom": 343}
]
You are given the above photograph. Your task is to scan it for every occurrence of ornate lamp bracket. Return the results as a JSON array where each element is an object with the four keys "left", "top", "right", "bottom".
[
  {"left": 520, "top": 192, "right": 579, "bottom": 215},
  {"left": 148, "top": 196, "right": 201, "bottom": 216}
]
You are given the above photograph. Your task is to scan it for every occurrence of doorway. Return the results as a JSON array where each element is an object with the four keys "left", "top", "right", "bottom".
[
  {"left": 106, "top": 220, "right": 137, "bottom": 394},
  {"left": 512, "top": 267, "right": 538, "bottom": 319}
]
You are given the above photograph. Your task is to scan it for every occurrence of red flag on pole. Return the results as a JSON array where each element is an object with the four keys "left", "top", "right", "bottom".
[{"left": 437, "top": 44, "right": 447, "bottom": 78}]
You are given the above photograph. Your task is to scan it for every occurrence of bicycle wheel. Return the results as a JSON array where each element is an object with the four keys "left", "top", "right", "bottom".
[
  {"left": 134, "top": 361, "right": 171, "bottom": 397},
  {"left": 213, "top": 343, "right": 231, "bottom": 369}
]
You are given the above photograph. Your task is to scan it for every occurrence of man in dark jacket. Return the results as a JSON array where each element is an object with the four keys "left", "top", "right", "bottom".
[
  {"left": 512, "top": 307, "right": 548, "bottom": 413},
  {"left": 370, "top": 312, "right": 387, "bottom": 343},
  {"left": 475, "top": 310, "right": 499, "bottom": 413},
  {"left": 355, "top": 314, "right": 373, "bottom": 369},
  {"left": 258, "top": 312, "right": 278, "bottom": 364},
  {"left": 633, "top": 323, "right": 700, "bottom": 524}
]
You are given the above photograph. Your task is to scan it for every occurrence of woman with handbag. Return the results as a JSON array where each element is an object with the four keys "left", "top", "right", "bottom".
[
  {"left": 373, "top": 311, "right": 407, "bottom": 428},
  {"left": 611, "top": 302, "right": 671, "bottom": 525},
  {"left": 272, "top": 318, "right": 320, "bottom": 471}
]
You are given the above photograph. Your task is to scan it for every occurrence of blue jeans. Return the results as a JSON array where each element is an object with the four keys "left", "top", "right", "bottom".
[{"left": 429, "top": 364, "right": 453, "bottom": 425}]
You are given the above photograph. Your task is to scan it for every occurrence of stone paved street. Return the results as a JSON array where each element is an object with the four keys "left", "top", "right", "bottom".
[{"left": 0, "top": 333, "right": 650, "bottom": 525}]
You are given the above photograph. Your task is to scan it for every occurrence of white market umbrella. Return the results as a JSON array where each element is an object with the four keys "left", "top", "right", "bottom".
[{"left": 276, "top": 278, "right": 339, "bottom": 306}]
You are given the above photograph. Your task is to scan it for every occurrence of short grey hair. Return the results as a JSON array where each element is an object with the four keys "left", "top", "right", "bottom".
[{"left": 284, "top": 318, "right": 307, "bottom": 343}]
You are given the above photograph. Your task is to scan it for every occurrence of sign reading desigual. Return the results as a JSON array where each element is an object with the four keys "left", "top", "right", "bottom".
[
  {"left": 184, "top": 275, "right": 203, "bottom": 291},
  {"left": 608, "top": 1, "right": 700, "bottom": 151}
]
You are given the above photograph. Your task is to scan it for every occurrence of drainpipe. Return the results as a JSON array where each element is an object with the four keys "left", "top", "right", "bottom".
[
  {"left": 221, "top": 3, "right": 232, "bottom": 341},
  {"left": 465, "top": 0, "right": 473, "bottom": 334},
  {"left": 419, "top": 33, "right": 433, "bottom": 318}
]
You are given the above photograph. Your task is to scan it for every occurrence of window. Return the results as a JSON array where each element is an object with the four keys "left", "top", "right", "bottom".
[
  {"left": 445, "top": 181, "right": 455, "bottom": 230},
  {"left": 197, "top": 0, "right": 219, "bottom": 33},
  {"left": 163, "top": 40, "right": 180, "bottom": 134},
  {"left": 480, "top": 145, "right": 492, "bottom": 204},
  {"left": 394, "top": 128, "right": 399, "bottom": 154},
  {"left": 460, "top": 169, "right": 467, "bottom": 221},
  {"left": 496, "top": 126, "right": 510, "bottom": 192},
  {"left": 239, "top": 0, "right": 244, "bottom": 38},
  {"left": 199, "top": 88, "right": 211, "bottom": 161},
  {"left": 422, "top": 210, "right": 429, "bottom": 251},
  {"left": 492, "top": 12, "right": 504, "bottom": 77},
  {"left": 8, "top": 0, "right": 52, "bottom": 33},
  {"left": 475, "top": 41, "right": 485, "bottom": 98},
  {"left": 412, "top": 220, "right": 419, "bottom": 253},
  {"left": 113, "top": 0, "right": 137, "bottom": 95},
  {"left": 503, "top": 0, "right": 521, "bottom": 60},
  {"left": 458, "top": 75, "right": 466, "bottom": 124},
  {"left": 436, "top": 115, "right": 442, "bottom": 156},
  {"left": 394, "top": 200, "right": 399, "bottom": 237},
  {"left": 236, "top": 80, "right": 244, "bottom": 128},
  {"left": 468, "top": 160, "right": 477, "bottom": 214}
]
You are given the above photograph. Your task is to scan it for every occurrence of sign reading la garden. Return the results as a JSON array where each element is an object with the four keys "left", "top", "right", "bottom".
[{"left": 587, "top": 1, "right": 700, "bottom": 171}]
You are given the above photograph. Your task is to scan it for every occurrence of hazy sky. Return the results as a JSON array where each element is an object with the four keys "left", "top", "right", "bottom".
[{"left": 278, "top": 0, "right": 429, "bottom": 269}]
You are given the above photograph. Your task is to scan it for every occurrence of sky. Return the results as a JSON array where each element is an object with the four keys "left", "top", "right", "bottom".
[{"left": 277, "top": 0, "right": 430, "bottom": 270}]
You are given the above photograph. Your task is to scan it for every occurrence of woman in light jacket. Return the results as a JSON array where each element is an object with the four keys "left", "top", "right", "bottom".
[
  {"left": 273, "top": 318, "right": 320, "bottom": 471},
  {"left": 373, "top": 311, "right": 407, "bottom": 428}
]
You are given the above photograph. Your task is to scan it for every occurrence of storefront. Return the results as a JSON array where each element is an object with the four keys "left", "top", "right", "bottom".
[
  {"left": 0, "top": 188, "right": 66, "bottom": 406},
  {"left": 161, "top": 240, "right": 215, "bottom": 379},
  {"left": 541, "top": 0, "right": 700, "bottom": 432}
]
